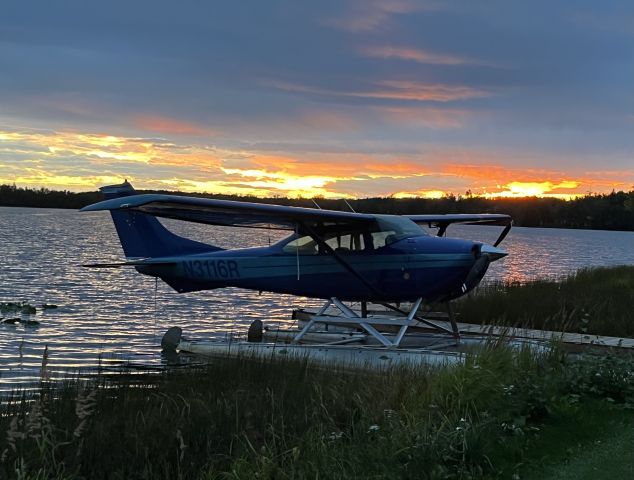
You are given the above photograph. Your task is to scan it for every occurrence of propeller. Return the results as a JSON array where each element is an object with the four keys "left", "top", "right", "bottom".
[
  {"left": 460, "top": 243, "right": 508, "bottom": 294},
  {"left": 461, "top": 254, "right": 491, "bottom": 293}
]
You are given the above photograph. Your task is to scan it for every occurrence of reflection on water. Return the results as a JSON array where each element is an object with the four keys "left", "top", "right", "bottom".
[
  {"left": 447, "top": 224, "right": 634, "bottom": 283},
  {"left": 1, "top": 207, "right": 633, "bottom": 391}
]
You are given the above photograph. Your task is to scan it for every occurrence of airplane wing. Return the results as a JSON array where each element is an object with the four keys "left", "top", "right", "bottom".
[
  {"left": 81, "top": 194, "right": 375, "bottom": 230},
  {"left": 82, "top": 192, "right": 512, "bottom": 243},
  {"left": 406, "top": 213, "right": 512, "bottom": 227},
  {"left": 406, "top": 213, "right": 512, "bottom": 246}
]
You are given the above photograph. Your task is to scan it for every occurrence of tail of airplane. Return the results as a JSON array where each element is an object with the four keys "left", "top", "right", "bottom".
[{"left": 97, "top": 181, "right": 219, "bottom": 258}]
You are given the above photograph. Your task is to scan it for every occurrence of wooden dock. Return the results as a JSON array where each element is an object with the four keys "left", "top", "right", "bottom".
[{"left": 294, "top": 307, "right": 634, "bottom": 351}]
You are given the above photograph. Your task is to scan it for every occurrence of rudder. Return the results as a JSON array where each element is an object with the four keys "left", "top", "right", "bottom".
[{"left": 100, "top": 181, "right": 219, "bottom": 258}]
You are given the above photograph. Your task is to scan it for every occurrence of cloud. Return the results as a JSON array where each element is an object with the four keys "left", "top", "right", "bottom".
[
  {"left": 267, "top": 79, "right": 491, "bottom": 103},
  {"left": 374, "top": 106, "right": 472, "bottom": 128},
  {"left": 483, "top": 180, "right": 582, "bottom": 199},
  {"left": 359, "top": 45, "right": 471, "bottom": 66},
  {"left": 0, "top": 0, "right": 630, "bottom": 186},
  {"left": 1, "top": 112, "right": 632, "bottom": 200},
  {"left": 322, "top": 0, "right": 421, "bottom": 33},
  {"left": 369, "top": 80, "right": 491, "bottom": 102},
  {"left": 393, "top": 189, "right": 446, "bottom": 199},
  {"left": 132, "top": 115, "right": 219, "bottom": 136},
  {"left": 0, "top": 170, "right": 124, "bottom": 189},
  {"left": 246, "top": 154, "right": 427, "bottom": 178},
  {"left": 294, "top": 110, "right": 360, "bottom": 131}
]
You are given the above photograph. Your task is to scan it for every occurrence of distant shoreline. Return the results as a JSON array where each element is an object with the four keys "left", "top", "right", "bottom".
[{"left": 1, "top": 184, "right": 633, "bottom": 231}]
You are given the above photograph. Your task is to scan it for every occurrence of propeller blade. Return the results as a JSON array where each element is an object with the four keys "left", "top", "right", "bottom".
[{"left": 462, "top": 255, "right": 491, "bottom": 293}]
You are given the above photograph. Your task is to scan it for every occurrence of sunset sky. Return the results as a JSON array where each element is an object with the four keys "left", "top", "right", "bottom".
[{"left": 1, "top": 0, "right": 632, "bottom": 199}]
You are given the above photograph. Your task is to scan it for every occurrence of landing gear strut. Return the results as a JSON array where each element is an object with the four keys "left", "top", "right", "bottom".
[{"left": 292, "top": 297, "right": 461, "bottom": 348}]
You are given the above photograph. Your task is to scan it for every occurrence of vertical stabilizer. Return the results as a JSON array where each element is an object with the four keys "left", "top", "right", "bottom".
[{"left": 99, "top": 181, "right": 219, "bottom": 258}]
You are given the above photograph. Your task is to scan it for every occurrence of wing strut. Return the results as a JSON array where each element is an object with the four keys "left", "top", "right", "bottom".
[{"left": 494, "top": 222, "right": 512, "bottom": 247}]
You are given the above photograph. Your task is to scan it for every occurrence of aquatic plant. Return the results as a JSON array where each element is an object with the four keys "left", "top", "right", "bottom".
[
  {"left": 454, "top": 266, "right": 634, "bottom": 337},
  {"left": 0, "top": 302, "right": 37, "bottom": 315}
]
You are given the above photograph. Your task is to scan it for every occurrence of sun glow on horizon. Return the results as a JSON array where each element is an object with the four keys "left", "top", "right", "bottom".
[
  {"left": 393, "top": 190, "right": 446, "bottom": 199},
  {"left": 1, "top": 127, "right": 630, "bottom": 200},
  {"left": 481, "top": 181, "right": 583, "bottom": 200}
]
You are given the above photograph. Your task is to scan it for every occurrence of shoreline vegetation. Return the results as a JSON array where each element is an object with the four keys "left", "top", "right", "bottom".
[
  {"left": 1, "top": 184, "right": 634, "bottom": 231},
  {"left": 2, "top": 266, "right": 634, "bottom": 479}
]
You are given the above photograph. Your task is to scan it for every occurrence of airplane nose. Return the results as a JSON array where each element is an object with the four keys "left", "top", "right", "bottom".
[{"left": 480, "top": 243, "right": 508, "bottom": 261}]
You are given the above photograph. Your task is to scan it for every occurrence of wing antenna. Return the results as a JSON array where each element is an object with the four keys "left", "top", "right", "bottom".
[
  {"left": 311, "top": 199, "right": 322, "bottom": 209},
  {"left": 343, "top": 199, "right": 356, "bottom": 213},
  {"left": 295, "top": 223, "right": 301, "bottom": 280}
]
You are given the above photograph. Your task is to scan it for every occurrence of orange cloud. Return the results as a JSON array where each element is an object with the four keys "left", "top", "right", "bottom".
[
  {"left": 483, "top": 181, "right": 582, "bottom": 199},
  {"left": 368, "top": 80, "right": 490, "bottom": 102},
  {"left": 323, "top": 0, "right": 419, "bottom": 33},
  {"left": 267, "top": 79, "right": 490, "bottom": 103},
  {"left": 438, "top": 161, "right": 633, "bottom": 198},
  {"left": 0, "top": 128, "right": 224, "bottom": 169},
  {"left": 393, "top": 190, "right": 446, "bottom": 199},
  {"left": 2, "top": 127, "right": 632, "bottom": 199},
  {"left": 0, "top": 169, "right": 124, "bottom": 189},
  {"left": 132, "top": 115, "right": 217, "bottom": 136},
  {"left": 360, "top": 45, "right": 469, "bottom": 65},
  {"left": 248, "top": 154, "right": 426, "bottom": 178}
]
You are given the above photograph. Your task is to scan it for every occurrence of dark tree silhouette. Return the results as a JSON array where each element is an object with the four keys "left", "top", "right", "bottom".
[{"left": 1, "top": 184, "right": 633, "bottom": 231}]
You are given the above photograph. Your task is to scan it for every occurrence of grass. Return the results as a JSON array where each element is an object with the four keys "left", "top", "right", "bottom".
[
  {"left": 2, "top": 265, "right": 634, "bottom": 479},
  {"left": 2, "top": 346, "right": 634, "bottom": 479},
  {"left": 522, "top": 407, "right": 634, "bottom": 480},
  {"left": 453, "top": 265, "right": 634, "bottom": 337}
]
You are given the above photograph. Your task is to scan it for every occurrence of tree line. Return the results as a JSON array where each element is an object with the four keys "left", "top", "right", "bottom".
[{"left": 1, "top": 183, "right": 633, "bottom": 231}]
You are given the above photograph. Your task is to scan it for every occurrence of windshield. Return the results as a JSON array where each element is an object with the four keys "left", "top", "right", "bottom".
[{"left": 374, "top": 215, "right": 425, "bottom": 237}]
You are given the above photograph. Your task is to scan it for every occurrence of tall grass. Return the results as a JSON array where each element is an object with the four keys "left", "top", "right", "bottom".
[
  {"left": 454, "top": 266, "right": 634, "bottom": 337},
  {"left": 3, "top": 266, "right": 634, "bottom": 479},
  {"left": 2, "top": 345, "right": 634, "bottom": 479}
]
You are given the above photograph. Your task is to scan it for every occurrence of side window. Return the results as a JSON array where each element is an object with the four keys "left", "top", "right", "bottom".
[
  {"left": 371, "top": 231, "right": 397, "bottom": 249},
  {"left": 324, "top": 233, "right": 365, "bottom": 252},
  {"left": 282, "top": 235, "right": 318, "bottom": 255}
]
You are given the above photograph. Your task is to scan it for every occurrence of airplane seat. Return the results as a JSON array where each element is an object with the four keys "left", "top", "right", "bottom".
[{"left": 385, "top": 234, "right": 398, "bottom": 245}]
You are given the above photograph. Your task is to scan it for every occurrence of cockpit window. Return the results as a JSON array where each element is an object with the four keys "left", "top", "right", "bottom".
[
  {"left": 282, "top": 234, "right": 319, "bottom": 255},
  {"left": 282, "top": 230, "right": 366, "bottom": 255},
  {"left": 372, "top": 215, "right": 426, "bottom": 247},
  {"left": 280, "top": 215, "right": 426, "bottom": 254}
]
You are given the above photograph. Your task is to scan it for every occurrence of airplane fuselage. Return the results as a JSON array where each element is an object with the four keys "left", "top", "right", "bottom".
[{"left": 136, "top": 234, "right": 486, "bottom": 302}]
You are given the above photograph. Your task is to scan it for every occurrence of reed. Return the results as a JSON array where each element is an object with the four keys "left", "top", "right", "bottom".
[
  {"left": 2, "top": 266, "right": 634, "bottom": 479},
  {"left": 454, "top": 266, "right": 634, "bottom": 337},
  {"left": 1, "top": 345, "right": 634, "bottom": 479}
]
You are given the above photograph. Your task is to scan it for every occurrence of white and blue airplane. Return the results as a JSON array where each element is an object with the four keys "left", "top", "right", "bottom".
[{"left": 82, "top": 181, "right": 510, "bottom": 340}]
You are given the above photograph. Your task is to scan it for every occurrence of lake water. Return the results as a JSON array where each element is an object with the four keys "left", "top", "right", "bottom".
[{"left": 1, "top": 207, "right": 633, "bottom": 392}]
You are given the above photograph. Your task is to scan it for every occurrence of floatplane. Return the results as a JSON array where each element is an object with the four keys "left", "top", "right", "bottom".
[{"left": 82, "top": 181, "right": 518, "bottom": 368}]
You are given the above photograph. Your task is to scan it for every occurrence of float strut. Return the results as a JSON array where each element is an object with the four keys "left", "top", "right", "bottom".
[{"left": 447, "top": 302, "right": 460, "bottom": 341}]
